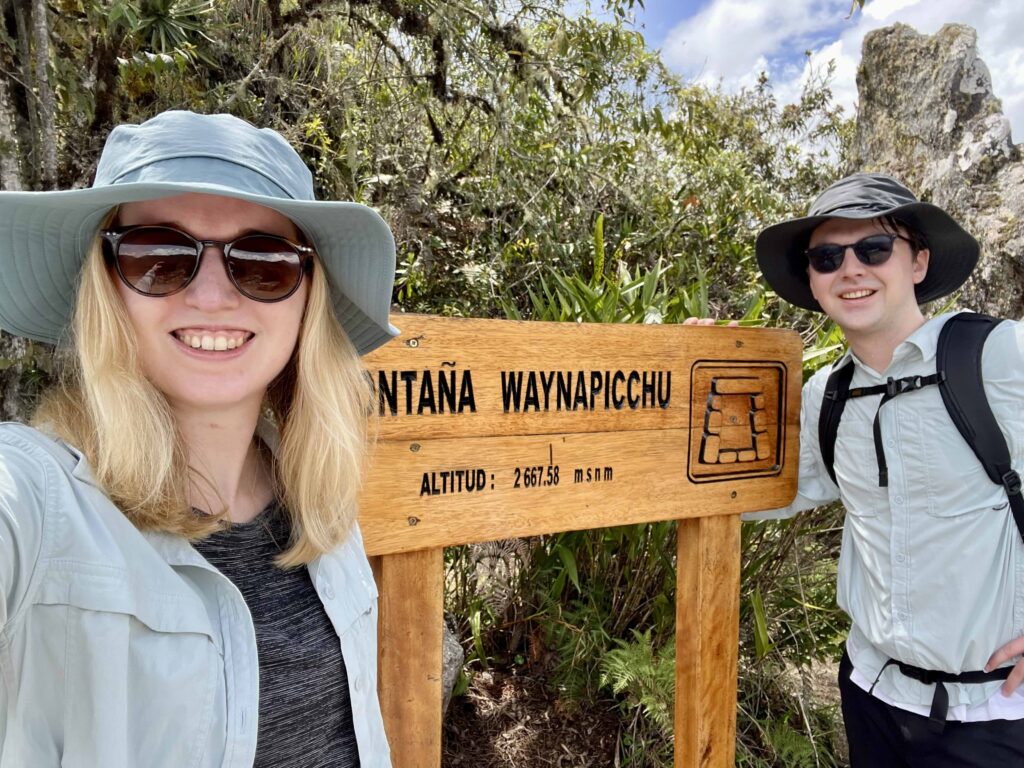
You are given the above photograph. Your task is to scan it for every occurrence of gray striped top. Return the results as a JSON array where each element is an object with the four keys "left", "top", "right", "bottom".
[{"left": 194, "top": 502, "right": 360, "bottom": 767}]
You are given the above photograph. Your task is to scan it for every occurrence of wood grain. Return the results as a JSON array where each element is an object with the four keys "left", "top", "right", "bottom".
[
  {"left": 675, "top": 515, "right": 742, "bottom": 768},
  {"left": 359, "top": 315, "right": 802, "bottom": 555},
  {"left": 363, "top": 314, "right": 801, "bottom": 440},
  {"left": 376, "top": 548, "right": 444, "bottom": 768},
  {"left": 359, "top": 427, "right": 797, "bottom": 556}
]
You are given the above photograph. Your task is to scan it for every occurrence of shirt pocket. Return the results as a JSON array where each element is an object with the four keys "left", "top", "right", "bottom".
[
  {"left": 834, "top": 421, "right": 886, "bottom": 518},
  {"left": 911, "top": 406, "right": 1005, "bottom": 518},
  {"left": 36, "top": 569, "right": 222, "bottom": 768}
]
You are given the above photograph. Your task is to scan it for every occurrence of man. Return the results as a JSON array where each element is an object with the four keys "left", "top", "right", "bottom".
[{"left": 751, "top": 172, "right": 1024, "bottom": 766}]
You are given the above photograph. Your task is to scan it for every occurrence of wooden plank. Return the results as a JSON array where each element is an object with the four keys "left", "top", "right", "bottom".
[
  {"left": 360, "top": 316, "right": 796, "bottom": 766},
  {"left": 359, "top": 316, "right": 801, "bottom": 555},
  {"left": 675, "top": 515, "right": 741, "bottom": 768},
  {"left": 360, "top": 427, "right": 797, "bottom": 555},
  {"left": 363, "top": 315, "right": 801, "bottom": 441},
  {"left": 376, "top": 548, "right": 444, "bottom": 768}
]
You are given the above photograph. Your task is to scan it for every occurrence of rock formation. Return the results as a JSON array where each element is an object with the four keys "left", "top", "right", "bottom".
[
  {"left": 0, "top": 332, "right": 46, "bottom": 422},
  {"left": 851, "top": 23, "right": 1024, "bottom": 318}
]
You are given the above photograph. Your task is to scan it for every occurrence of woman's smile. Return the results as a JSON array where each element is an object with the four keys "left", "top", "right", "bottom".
[{"left": 172, "top": 328, "right": 255, "bottom": 351}]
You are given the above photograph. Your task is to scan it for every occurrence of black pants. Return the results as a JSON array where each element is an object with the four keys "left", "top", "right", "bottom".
[{"left": 839, "top": 651, "right": 1024, "bottom": 767}]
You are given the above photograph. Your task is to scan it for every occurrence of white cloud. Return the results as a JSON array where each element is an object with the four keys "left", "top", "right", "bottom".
[
  {"left": 662, "top": 0, "right": 848, "bottom": 85},
  {"left": 661, "top": 0, "right": 1024, "bottom": 141},
  {"left": 862, "top": 0, "right": 919, "bottom": 20}
]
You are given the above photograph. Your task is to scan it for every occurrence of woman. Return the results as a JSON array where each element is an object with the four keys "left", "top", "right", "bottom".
[{"left": 0, "top": 111, "right": 397, "bottom": 767}]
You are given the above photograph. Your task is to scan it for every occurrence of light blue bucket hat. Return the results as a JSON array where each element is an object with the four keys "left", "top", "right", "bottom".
[{"left": 0, "top": 110, "right": 399, "bottom": 355}]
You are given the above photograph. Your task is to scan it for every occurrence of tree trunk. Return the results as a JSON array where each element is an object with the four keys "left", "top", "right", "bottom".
[
  {"left": 0, "top": 74, "right": 23, "bottom": 190},
  {"left": 31, "top": 0, "right": 56, "bottom": 189},
  {"left": 0, "top": 0, "right": 24, "bottom": 190},
  {"left": 12, "top": 0, "right": 38, "bottom": 189}
]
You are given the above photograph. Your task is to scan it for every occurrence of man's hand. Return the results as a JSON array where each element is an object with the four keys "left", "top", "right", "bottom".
[{"left": 986, "top": 636, "right": 1024, "bottom": 696}]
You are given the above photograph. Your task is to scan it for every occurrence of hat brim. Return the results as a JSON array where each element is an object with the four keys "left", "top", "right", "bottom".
[
  {"left": 756, "top": 202, "right": 979, "bottom": 312},
  {"left": 0, "top": 181, "right": 398, "bottom": 355}
]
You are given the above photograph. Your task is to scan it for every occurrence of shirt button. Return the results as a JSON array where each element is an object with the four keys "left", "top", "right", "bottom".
[
  {"left": 321, "top": 580, "right": 336, "bottom": 600},
  {"left": 898, "top": 612, "right": 908, "bottom": 621},
  {"left": 895, "top": 553, "right": 906, "bottom": 564},
  {"left": 894, "top": 495, "right": 904, "bottom": 505}
]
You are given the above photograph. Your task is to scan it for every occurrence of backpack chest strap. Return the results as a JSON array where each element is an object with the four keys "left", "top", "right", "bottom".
[
  {"left": 835, "top": 373, "right": 944, "bottom": 487},
  {"left": 818, "top": 314, "right": 1024, "bottom": 543}
]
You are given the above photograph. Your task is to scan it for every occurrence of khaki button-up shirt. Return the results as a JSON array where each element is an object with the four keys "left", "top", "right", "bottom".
[
  {"left": 0, "top": 423, "right": 391, "bottom": 767},
  {"left": 747, "top": 313, "right": 1024, "bottom": 711}
]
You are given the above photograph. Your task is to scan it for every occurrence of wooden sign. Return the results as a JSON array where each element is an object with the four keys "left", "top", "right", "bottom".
[{"left": 359, "top": 315, "right": 802, "bottom": 768}]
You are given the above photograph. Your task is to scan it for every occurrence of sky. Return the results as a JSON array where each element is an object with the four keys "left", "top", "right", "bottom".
[{"left": 622, "top": 0, "right": 1024, "bottom": 143}]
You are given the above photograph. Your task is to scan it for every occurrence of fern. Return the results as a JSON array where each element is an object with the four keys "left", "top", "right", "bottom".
[
  {"left": 599, "top": 629, "right": 676, "bottom": 738},
  {"left": 766, "top": 717, "right": 819, "bottom": 768}
]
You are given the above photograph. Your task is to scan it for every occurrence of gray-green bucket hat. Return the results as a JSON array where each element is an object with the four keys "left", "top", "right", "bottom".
[
  {"left": 756, "top": 172, "right": 979, "bottom": 312},
  {"left": 0, "top": 110, "right": 399, "bottom": 355}
]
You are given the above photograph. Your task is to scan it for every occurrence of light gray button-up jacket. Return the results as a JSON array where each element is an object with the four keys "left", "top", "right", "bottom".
[
  {"left": 0, "top": 423, "right": 391, "bottom": 767},
  {"left": 747, "top": 313, "right": 1024, "bottom": 712}
]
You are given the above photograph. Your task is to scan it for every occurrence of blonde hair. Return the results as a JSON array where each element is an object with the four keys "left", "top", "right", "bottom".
[{"left": 35, "top": 234, "right": 373, "bottom": 567}]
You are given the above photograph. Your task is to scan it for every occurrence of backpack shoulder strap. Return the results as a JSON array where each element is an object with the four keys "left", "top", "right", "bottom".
[
  {"left": 819, "top": 358, "right": 856, "bottom": 488},
  {"left": 937, "top": 312, "right": 1024, "bottom": 542}
]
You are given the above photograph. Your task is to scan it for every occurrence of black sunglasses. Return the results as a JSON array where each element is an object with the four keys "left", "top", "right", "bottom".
[
  {"left": 805, "top": 234, "right": 910, "bottom": 274},
  {"left": 101, "top": 225, "right": 314, "bottom": 303}
]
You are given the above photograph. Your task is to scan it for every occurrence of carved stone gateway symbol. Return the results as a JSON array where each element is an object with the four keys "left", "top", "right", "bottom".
[
  {"left": 700, "top": 377, "right": 769, "bottom": 464},
  {"left": 688, "top": 362, "right": 787, "bottom": 482}
]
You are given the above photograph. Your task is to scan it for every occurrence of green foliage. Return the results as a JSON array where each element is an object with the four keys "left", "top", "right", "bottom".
[
  {"left": 0, "top": 334, "right": 55, "bottom": 420},
  {"left": 108, "top": 0, "right": 216, "bottom": 55},
  {"left": 600, "top": 629, "right": 676, "bottom": 767},
  {"left": 736, "top": 656, "right": 845, "bottom": 768},
  {"left": 500, "top": 214, "right": 771, "bottom": 329},
  {"left": 750, "top": 586, "right": 773, "bottom": 659},
  {"left": 742, "top": 510, "right": 847, "bottom": 663},
  {"left": 763, "top": 719, "right": 821, "bottom": 768},
  {"left": 737, "top": 505, "right": 848, "bottom": 766},
  {"left": 528, "top": 523, "right": 678, "bottom": 700}
]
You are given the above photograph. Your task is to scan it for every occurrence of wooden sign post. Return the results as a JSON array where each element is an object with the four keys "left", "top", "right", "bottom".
[{"left": 359, "top": 315, "right": 801, "bottom": 767}]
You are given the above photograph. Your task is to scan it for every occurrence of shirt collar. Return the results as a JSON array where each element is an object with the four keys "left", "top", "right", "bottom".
[
  {"left": 898, "top": 313, "right": 958, "bottom": 364},
  {"left": 836, "top": 312, "right": 960, "bottom": 372},
  {"left": 143, "top": 529, "right": 215, "bottom": 568},
  {"left": 34, "top": 424, "right": 102, "bottom": 489}
]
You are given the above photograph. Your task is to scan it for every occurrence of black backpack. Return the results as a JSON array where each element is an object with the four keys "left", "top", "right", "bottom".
[{"left": 818, "top": 312, "right": 1024, "bottom": 541}]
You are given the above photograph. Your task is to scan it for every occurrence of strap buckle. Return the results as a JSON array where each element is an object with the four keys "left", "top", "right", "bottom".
[
  {"left": 885, "top": 376, "right": 923, "bottom": 397},
  {"left": 880, "top": 376, "right": 921, "bottom": 397},
  {"left": 1002, "top": 469, "right": 1022, "bottom": 496}
]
